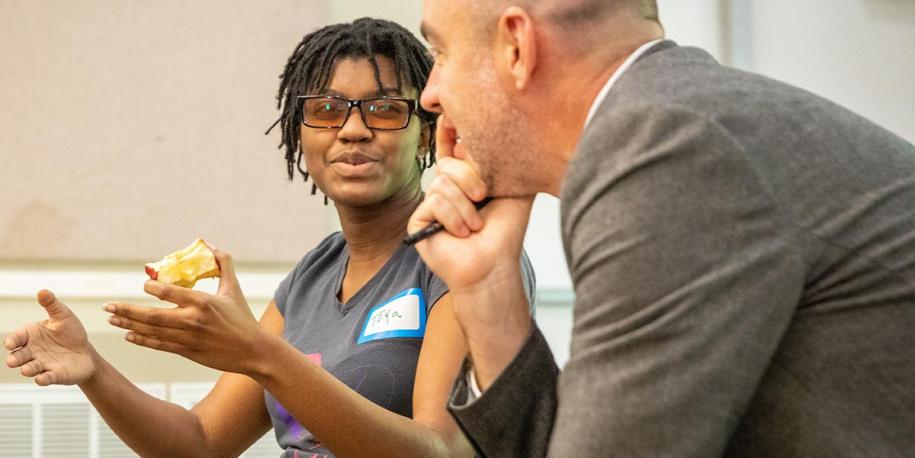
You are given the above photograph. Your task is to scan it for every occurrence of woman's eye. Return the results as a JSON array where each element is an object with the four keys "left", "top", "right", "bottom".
[
  {"left": 306, "top": 100, "right": 345, "bottom": 120},
  {"left": 369, "top": 102, "right": 404, "bottom": 115}
]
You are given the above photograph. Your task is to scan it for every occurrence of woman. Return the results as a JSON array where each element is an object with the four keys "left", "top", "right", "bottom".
[{"left": 4, "top": 18, "right": 534, "bottom": 457}]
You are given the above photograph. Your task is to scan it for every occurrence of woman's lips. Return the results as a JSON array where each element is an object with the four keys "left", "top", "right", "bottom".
[
  {"left": 330, "top": 152, "right": 379, "bottom": 176},
  {"left": 333, "top": 152, "right": 376, "bottom": 165}
]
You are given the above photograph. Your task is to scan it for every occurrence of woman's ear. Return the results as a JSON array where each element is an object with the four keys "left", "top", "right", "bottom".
[{"left": 418, "top": 120, "right": 433, "bottom": 161}]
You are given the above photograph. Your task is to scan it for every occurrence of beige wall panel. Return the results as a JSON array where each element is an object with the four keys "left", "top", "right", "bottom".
[
  {"left": 328, "top": 0, "right": 424, "bottom": 40},
  {"left": 0, "top": 0, "right": 336, "bottom": 264}
]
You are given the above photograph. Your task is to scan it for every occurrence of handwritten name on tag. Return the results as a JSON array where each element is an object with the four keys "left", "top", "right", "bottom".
[{"left": 358, "top": 288, "right": 427, "bottom": 344}]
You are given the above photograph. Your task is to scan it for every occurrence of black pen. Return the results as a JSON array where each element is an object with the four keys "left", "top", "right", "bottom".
[{"left": 404, "top": 197, "right": 493, "bottom": 245}]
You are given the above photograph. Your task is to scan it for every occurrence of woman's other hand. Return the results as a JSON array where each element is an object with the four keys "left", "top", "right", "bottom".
[{"left": 4, "top": 290, "right": 96, "bottom": 386}]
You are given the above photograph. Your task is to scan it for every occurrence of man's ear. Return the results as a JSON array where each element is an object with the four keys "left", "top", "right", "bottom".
[{"left": 495, "top": 6, "right": 537, "bottom": 91}]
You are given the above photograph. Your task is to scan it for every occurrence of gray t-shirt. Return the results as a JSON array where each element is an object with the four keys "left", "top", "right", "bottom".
[{"left": 266, "top": 232, "right": 535, "bottom": 457}]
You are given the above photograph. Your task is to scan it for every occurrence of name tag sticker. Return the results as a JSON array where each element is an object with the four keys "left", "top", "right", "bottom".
[{"left": 358, "top": 288, "right": 427, "bottom": 344}]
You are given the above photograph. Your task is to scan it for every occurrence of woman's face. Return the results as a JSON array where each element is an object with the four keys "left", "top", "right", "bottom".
[{"left": 300, "top": 56, "right": 427, "bottom": 208}]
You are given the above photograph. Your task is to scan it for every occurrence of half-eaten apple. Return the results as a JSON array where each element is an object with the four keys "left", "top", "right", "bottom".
[{"left": 145, "top": 238, "right": 219, "bottom": 288}]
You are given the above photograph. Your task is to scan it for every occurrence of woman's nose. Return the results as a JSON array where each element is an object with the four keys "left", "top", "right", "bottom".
[{"left": 337, "top": 107, "right": 373, "bottom": 142}]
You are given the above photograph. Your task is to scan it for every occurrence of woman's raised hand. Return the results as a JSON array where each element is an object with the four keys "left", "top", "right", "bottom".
[{"left": 103, "top": 247, "right": 272, "bottom": 375}]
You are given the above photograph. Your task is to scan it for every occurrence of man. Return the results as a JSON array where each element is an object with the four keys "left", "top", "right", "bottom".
[{"left": 408, "top": 0, "right": 915, "bottom": 456}]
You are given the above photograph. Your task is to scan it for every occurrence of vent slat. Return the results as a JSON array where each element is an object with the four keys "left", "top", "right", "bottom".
[
  {"left": 0, "top": 403, "right": 33, "bottom": 457},
  {"left": 41, "top": 404, "right": 91, "bottom": 456}
]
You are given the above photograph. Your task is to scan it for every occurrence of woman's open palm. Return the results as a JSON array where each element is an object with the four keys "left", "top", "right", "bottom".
[{"left": 4, "top": 290, "right": 95, "bottom": 386}]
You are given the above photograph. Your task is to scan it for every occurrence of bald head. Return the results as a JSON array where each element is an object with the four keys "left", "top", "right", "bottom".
[
  {"left": 470, "top": 1, "right": 659, "bottom": 28},
  {"left": 467, "top": 0, "right": 661, "bottom": 52},
  {"left": 539, "top": 0, "right": 659, "bottom": 27}
]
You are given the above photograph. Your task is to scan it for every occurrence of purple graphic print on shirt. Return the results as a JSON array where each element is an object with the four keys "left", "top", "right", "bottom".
[{"left": 273, "top": 353, "right": 323, "bottom": 441}]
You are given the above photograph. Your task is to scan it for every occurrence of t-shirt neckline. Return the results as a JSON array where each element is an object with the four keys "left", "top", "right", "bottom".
[{"left": 333, "top": 241, "right": 409, "bottom": 315}]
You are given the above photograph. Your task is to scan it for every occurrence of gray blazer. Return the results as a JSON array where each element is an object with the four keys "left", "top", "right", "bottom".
[{"left": 448, "top": 41, "right": 915, "bottom": 457}]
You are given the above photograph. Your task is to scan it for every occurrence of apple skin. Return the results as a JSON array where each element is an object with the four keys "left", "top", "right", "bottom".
[{"left": 145, "top": 265, "right": 158, "bottom": 281}]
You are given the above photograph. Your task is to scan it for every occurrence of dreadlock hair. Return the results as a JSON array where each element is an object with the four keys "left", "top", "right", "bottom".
[{"left": 265, "top": 17, "right": 436, "bottom": 187}]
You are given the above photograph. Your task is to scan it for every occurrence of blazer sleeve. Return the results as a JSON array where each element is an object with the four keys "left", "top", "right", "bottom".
[
  {"left": 448, "top": 324, "right": 559, "bottom": 458},
  {"left": 549, "top": 104, "right": 806, "bottom": 456}
]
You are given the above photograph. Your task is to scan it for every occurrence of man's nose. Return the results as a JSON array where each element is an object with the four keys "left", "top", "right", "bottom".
[{"left": 420, "top": 66, "right": 443, "bottom": 113}]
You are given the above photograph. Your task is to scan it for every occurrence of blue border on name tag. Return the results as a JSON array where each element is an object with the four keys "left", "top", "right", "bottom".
[{"left": 357, "top": 288, "right": 427, "bottom": 344}]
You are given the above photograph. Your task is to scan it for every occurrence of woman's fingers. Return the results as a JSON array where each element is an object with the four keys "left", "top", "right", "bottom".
[
  {"left": 34, "top": 371, "right": 58, "bottom": 387},
  {"left": 143, "top": 280, "right": 207, "bottom": 307},
  {"left": 201, "top": 241, "right": 244, "bottom": 299},
  {"left": 3, "top": 328, "right": 29, "bottom": 352},
  {"left": 124, "top": 332, "right": 187, "bottom": 355},
  {"left": 210, "top": 248, "right": 244, "bottom": 298},
  {"left": 107, "top": 315, "right": 191, "bottom": 347},
  {"left": 6, "top": 344, "right": 33, "bottom": 368},
  {"left": 20, "top": 359, "right": 44, "bottom": 378},
  {"left": 13, "top": 354, "right": 60, "bottom": 386},
  {"left": 105, "top": 301, "right": 211, "bottom": 355},
  {"left": 104, "top": 302, "right": 188, "bottom": 330}
]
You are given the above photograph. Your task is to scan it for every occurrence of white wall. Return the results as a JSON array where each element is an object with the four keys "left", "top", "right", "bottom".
[
  {"left": 744, "top": 0, "right": 915, "bottom": 144},
  {"left": 657, "top": 0, "right": 726, "bottom": 60},
  {"left": 327, "top": 0, "right": 424, "bottom": 41}
]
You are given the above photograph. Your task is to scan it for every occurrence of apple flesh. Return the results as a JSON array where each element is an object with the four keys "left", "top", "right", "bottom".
[{"left": 145, "top": 238, "right": 219, "bottom": 288}]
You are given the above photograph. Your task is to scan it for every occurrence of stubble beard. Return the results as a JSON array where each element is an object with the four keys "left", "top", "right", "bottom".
[{"left": 461, "top": 61, "right": 544, "bottom": 197}]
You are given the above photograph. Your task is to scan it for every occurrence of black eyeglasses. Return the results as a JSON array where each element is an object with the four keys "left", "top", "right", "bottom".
[{"left": 297, "top": 95, "right": 419, "bottom": 130}]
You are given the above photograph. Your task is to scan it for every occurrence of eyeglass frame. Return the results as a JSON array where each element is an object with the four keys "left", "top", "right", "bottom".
[{"left": 296, "top": 95, "right": 420, "bottom": 131}]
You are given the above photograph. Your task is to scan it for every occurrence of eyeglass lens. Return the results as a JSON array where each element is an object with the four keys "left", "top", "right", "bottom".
[{"left": 303, "top": 98, "right": 411, "bottom": 129}]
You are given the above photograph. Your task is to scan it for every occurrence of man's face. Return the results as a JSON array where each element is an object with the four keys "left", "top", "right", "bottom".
[{"left": 421, "top": 0, "right": 545, "bottom": 196}]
